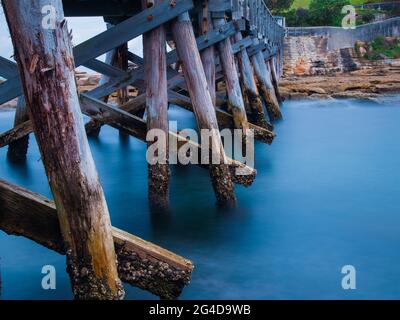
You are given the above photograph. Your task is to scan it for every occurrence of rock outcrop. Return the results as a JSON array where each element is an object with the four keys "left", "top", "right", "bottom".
[
  {"left": 282, "top": 34, "right": 400, "bottom": 101},
  {"left": 280, "top": 61, "right": 400, "bottom": 101}
]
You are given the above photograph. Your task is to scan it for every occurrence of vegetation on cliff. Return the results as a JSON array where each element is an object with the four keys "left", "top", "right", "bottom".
[
  {"left": 268, "top": 0, "right": 399, "bottom": 27},
  {"left": 356, "top": 36, "right": 400, "bottom": 60}
]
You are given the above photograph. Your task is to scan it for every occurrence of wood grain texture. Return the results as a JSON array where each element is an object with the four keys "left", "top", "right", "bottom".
[
  {"left": 3, "top": 0, "right": 123, "bottom": 300},
  {"left": 0, "top": 120, "right": 33, "bottom": 149},
  {"left": 0, "top": 179, "right": 193, "bottom": 299},
  {"left": 251, "top": 49, "right": 282, "bottom": 121},
  {"left": 0, "top": 0, "right": 194, "bottom": 105},
  {"left": 168, "top": 90, "right": 275, "bottom": 145},
  {"left": 143, "top": 0, "right": 170, "bottom": 209},
  {"left": 234, "top": 31, "right": 270, "bottom": 129},
  {"left": 80, "top": 94, "right": 256, "bottom": 186},
  {"left": 199, "top": 0, "right": 216, "bottom": 106},
  {"left": 213, "top": 17, "right": 249, "bottom": 133},
  {"left": 268, "top": 57, "right": 283, "bottom": 103},
  {"left": 172, "top": 12, "right": 237, "bottom": 206}
]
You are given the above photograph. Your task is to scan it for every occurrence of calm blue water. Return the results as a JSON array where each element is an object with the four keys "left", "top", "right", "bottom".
[{"left": 1, "top": 97, "right": 400, "bottom": 300}]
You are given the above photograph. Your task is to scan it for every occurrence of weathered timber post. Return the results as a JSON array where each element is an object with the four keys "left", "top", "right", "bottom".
[
  {"left": 2, "top": 0, "right": 124, "bottom": 299},
  {"left": 199, "top": 0, "right": 216, "bottom": 106},
  {"left": 113, "top": 43, "right": 130, "bottom": 105},
  {"left": 172, "top": 12, "right": 236, "bottom": 207},
  {"left": 234, "top": 30, "right": 270, "bottom": 129},
  {"left": 86, "top": 23, "right": 115, "bottom": 137},
  {"left": 213, "top": 15, "right": 249, "bottom": 133},
  {"left": 142, "top": 0, "right": 170, "bottom": 209},
  {"left": 113, "top": 42, "right": 131, "bottom": 142},
  {"left": 251, "top": 41, "right": 282, "bottom": 121},
  {"left": 268, "top": 56, "right": 283, "bottom": 104},
  {"left": 7, "top": 96, "right": 30, "bottom": 161}
]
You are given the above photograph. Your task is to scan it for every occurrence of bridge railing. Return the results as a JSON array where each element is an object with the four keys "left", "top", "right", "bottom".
[{"left": 228, "top": 0, "right": 285, "bottom": 49}]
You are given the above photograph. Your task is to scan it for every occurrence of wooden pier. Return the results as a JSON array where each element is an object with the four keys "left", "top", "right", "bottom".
[{"left": 0, "top": 0, "right": 285, "bottom": 299}]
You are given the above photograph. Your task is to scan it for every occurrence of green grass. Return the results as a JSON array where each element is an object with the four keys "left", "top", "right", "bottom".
[
  {"left": 291, "top": 0, "right": 310, "bottom": 9},
  {"left": 291, "top": 0, "right": 371, "bottom": 9}
]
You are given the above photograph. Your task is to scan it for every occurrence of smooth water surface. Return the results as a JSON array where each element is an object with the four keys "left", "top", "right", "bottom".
[{"left": 1, "top": 97, "right": 400, "bottom": 300}]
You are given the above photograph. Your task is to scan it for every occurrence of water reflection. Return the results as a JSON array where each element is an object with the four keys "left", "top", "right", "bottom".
[{"left": 1, "top": 97, "right": 400, "bottom": 299}]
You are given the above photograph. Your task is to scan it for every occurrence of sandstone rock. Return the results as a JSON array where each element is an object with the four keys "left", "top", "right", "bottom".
[
  {"left": 293, "top": 58, "right": 309, "bottom": 76},
  {"left": 359, "top": 46, "right": 367, "bottom": 56},
  {"left": 77, "top": 74, "right": 101, "bottom": 86},
  {"left": 308, "top": 93, "right": 333, "bottom": 100},
  {"left": 308, "top": 87, "right": 326, "bottom": 94},
  {"left": 288, "top": 92, "right": 309, "bottom": 99},
  {"left": 331, "top": 91, "right": 379, "bottom": 102}
]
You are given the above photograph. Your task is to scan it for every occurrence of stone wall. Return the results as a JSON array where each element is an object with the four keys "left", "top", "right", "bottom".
[
  {"left": 283, "top": 35, "right": 361, "bottom": 76},
  {"left": 284, "top": 18, "right": 400, "bottom": 76},
  {"left": 287, "top": 17, "right": 400, "bottom": 50}
]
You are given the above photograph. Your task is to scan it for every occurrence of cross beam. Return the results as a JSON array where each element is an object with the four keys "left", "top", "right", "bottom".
[{"left": 0, "top": 0, "right": 194, "bottom": 105}]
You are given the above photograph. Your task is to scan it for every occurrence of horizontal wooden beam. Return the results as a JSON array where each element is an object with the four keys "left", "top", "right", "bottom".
[
  {"left": 0, "top": 0, "right": 194, "bottom": 105},
  {"left": 0, "top": 57, "right": 126, "bottom": 102},
  {"left": 80, "top": 94, "right": 256, "bottom": 186},
  {"left": 0, "top": 57, "right": 18, "bottom": 79},
  {"left": 247, "top": 42, "right": 267, "bottom": 57},
  {"left": 127, "top": 51, "right": 144, "bottom": 66},
  {"left": 231, "top": 36, "right": 253, "bottom": 54},
  {"left": 83, "top": 59, "right": 127, "bottom": 78},
  {"left": 168, "top": 91, "right": 275, "bottom": 144},
  {"left": 0, "top": 75, "right": 22, "bottom": 106},
  {"left": 0, "top": 18, "right": 243, "bottom": 105},
  {"left": 0, "top": 120, "right": 33, "bottom": 149},
  {"left": 0, "top": 179, "right": 193, "bottom": 299},
  {"left": 84, "top": 20, "right": 240, "bottom": 100},
  {"left": 73, "top": 0, "right": 194, "bottom": 66}
]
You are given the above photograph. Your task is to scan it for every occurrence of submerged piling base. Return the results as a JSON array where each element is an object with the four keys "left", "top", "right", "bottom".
[
  {"left": 0, "top": 179, "right": 193, "bottom": 299},
  {"left": 148, "top": 163, "right": 171, "bottom": 210},
  {"left": 243, "top": 86, "right": 274, "bottom": 131},
  {"left": 209, "top": 163, "right": 237, "bottom": 208},
  {"left": 258, "top": 81, "right": 282, "bottom": 122}
]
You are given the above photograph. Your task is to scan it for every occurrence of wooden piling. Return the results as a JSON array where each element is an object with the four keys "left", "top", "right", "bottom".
[
  {"left": 0, "top": 179, "right": 194, "bottom": 299},
  {"left": 213, "top": 16, "right": 249, "bottom": 133},
  {"left": 251, "top": 42, "right": 282, "bottom": 121},
  {"left": 3, "top": 0, "right": 124, "bottom": 299},
  {"left": 113, "top": 43, "right": 130, "bottom": 105},
  {"left": 143, "top": 0, "right": 170, "bottom": 209},
  {"left": 85, "top": 23, "right": 115, "bottom": 137},
  {"left": 199, "top": 0, "right": 216, "bottom": 106},
  {"left": 7, "top": 96, "right": 30, "bottom": 161},
  {"left": 234, "top": 30, "right": 270, "bottom": 130},
  {"left": 268, "top": 57, "right": 283, "bottom": 104},
  {"left": 172, "top": 12, "right": 237, "bottom": 207}
]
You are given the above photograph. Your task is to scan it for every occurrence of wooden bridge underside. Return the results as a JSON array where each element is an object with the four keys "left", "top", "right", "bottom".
[{"left": 0, "top": 0, "right": 285, "bottom": 299}]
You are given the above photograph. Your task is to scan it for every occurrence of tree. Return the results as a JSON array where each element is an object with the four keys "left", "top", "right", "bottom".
[
  {"left": 308, "top": 0, "right": 350, "bottom": 27},
  {"left": 265, "top": 0, "right": 294, "bottom": 12},
  {"left": 296, "top": 8, "right": 310, "bottom": 26}
]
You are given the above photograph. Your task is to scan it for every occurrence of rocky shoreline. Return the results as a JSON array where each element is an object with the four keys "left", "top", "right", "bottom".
[
  {"left": 2, "top": 61, "right": 400, "bottom": 111},
  {"left": 282, "top": 34, "right": 400, "bottom": 103},
  {"left": 280, "top": 60, "right": 400, "bottom": 103}
]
